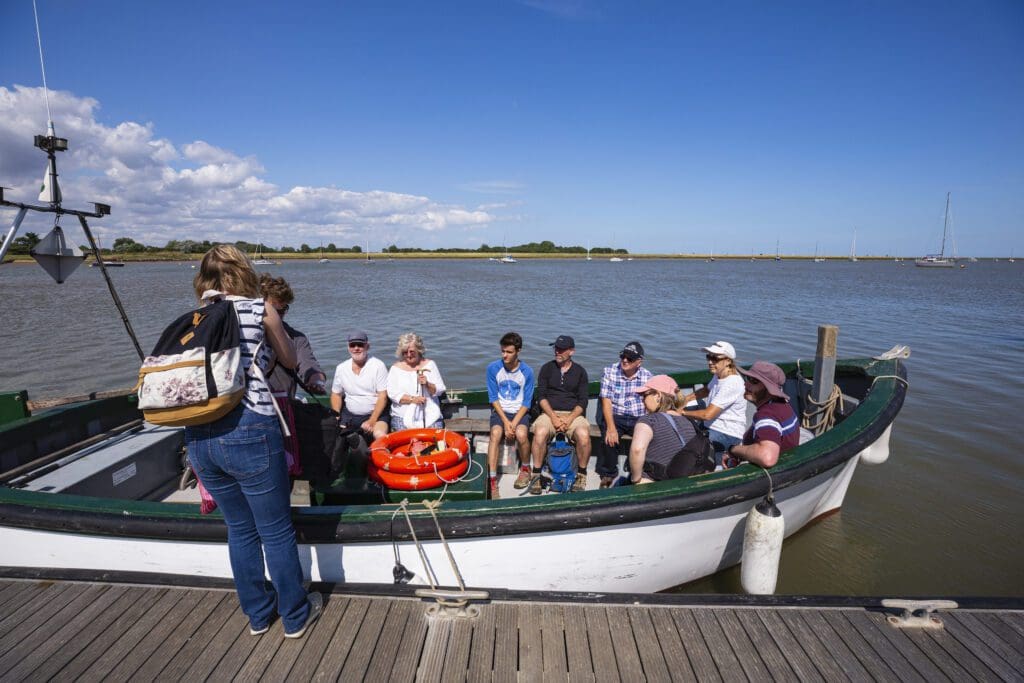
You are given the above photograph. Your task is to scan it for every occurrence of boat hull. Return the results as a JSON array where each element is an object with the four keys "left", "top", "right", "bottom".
[{"left": 0, "top": 358, "right": 906, "bottom": 592}]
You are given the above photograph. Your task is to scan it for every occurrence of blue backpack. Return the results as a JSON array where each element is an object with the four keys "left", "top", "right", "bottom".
[{"left": 546, "top": 432, "right": 577, "bottom": 493}]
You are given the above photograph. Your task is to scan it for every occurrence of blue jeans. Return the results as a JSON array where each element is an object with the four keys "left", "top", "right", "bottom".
[
  {"left": 185, "top": 406, "right": 309, "bottom": 633},
  {"left": 707, "top": 428, "right": 742, "bottom": 467}
]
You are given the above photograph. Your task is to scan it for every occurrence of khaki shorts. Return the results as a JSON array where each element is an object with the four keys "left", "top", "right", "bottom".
[{"left": 531, "top": 411, "right": 590, "bottom": 441}]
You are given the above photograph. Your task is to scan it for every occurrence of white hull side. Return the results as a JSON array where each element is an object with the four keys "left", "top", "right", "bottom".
[{"left": 2, "top": 454, "right": 870, "bottom": 592}]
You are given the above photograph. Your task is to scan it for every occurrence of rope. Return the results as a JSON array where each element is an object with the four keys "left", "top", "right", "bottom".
[
  {"left": 32, "top": 0, "right": 53, "bottom": 127},
  {"left": 422, "top": 499, "right": 468, "bottom": 591},
  {"left": 801, "top": 383, "right": 843, "bottom": 435},
  {"left": 393, "top": 499, "right": 439, "bottom": 588}
]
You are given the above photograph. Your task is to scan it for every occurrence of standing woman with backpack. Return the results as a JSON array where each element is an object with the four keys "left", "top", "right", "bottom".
[{"left": 186, "top": 245, "right": 321, "bottom": 639}]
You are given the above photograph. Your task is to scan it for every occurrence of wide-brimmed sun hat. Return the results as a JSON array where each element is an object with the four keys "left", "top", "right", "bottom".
[{"left": 738, "top": 361, "right": 788, "bottom": 400}]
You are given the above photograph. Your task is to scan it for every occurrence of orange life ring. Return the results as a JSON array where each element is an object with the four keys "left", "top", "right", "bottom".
[
  {"left": 370, "top": 428, "right": 469, "bottom": 474},
  {"left": 368, "top": 457, "right": 470, "bottom": 490}
]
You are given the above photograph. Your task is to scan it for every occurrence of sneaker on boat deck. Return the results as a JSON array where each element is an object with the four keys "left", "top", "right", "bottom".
[
  {"left": 528, "top": 474, "right": 545, "bottom": 495},
  {"left": 489, "top": 476, "right": 499, "bottom": 499},
  {"left": 599, "top": 476, "right": 614, "bottom": 489},
  {"left": 513, "top": 466, "right": 532, "bottom": 489},
  {"left": 285, "top": 592, "right": 323, "bottom": 639},
  {"left": 571, "top": 474, "right": 587, "bottom": 493}
]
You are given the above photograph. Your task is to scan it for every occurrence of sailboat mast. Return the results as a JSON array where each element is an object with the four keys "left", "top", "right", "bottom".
[{"left": 940, "top": 192, "right": 951, "bottom": 258}]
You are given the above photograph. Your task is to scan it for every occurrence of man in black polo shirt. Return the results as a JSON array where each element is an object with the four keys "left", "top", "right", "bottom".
[{"left": 529, "top": 335, "right": 591, "bottom": 493}]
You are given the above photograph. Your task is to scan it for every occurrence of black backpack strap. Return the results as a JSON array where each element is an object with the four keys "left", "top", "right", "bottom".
[{"left": 659, "top": 413, "right": 690, "bottom": 447}]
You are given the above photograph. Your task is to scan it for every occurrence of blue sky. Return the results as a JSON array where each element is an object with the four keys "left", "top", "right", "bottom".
[{"left": 1, "top": 1, "right": 1022, "bottom": 256}]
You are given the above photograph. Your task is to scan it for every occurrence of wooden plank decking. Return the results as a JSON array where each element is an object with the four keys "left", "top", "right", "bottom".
[{"left": 0, "top": 579, "right": 1021, "bottom": 681}]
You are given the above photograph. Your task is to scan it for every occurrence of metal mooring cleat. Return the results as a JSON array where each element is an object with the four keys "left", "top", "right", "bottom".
[
  {"left": 416, "top": 588, "right": 490, "bottom": 619},
  {"left": 881, "top": 599, "right": 958, "bottom": 629}
]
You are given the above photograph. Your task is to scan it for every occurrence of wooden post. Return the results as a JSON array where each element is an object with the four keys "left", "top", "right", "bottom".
[{"left": 809, "top": 325, "right": 838, "bottom": 434}]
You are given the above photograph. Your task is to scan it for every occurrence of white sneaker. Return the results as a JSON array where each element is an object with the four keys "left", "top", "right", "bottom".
[{"left": 284, "top": 592, "right": 323, "bottom": 639}]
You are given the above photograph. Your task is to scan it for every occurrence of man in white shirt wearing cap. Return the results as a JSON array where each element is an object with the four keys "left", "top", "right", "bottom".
[{"left": 330, "top": 331, "right": 390, "bottom": 441}]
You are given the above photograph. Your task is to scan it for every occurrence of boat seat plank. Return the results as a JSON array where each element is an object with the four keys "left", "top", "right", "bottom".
[
  {"left": 855, "top": 609, "right": 954, "bottom": 683},
  {"left": 366, "top": 599, "right": 417, "bottom": 681},
  {"left": 310, "top": 596, "right": 370, "bottom": 682},
  {"left": 730, "top": 608, "right": 798, "bottom": 681},
  {"left": 0, "top": 584, "right": 129, "bottom": 681},
  {"left": 392, "top": 597, "right": 429, "bottom": 683},
  {"left": 131, "top": 591, "right": 230, "bottom": 682},
  {"left": 690, "top": 607, "right": 746, "bottom": 681},
  {"left": 0, "top": 580, "right": 80, "bottom": 643},
  {"left": 817, "top": 609, "right": 903, "bottom": 682},
  {"left": 798, "top": 610, "right": 872, "bottom": 679},
  {"left": 750, "top": 608, "right": 825, "bottom": 683},
  {"left": 582, "top": 605, "right": 620, "bottom": 683},
  {"left": 491, "top": 602, "right": 518, "bottom": 683},
  {"left": 149, "top": 591, "right": 238, "bottom": 682},
  {"left": 38, "top": 586, "right": 166, "bottom": 681},
  {"left": 712, "top": 608, "right": 774, "bottom": 681},
  {"left": 947, "top": 611, "right": 1024, "bottom": 673},
  {"left": 922, "top": 614, "right": 1018, "bottom": 682},
  {"left": 836, "top": 610, "right": 925, "bottom": 683},
  {"left": 338, "top": 596, "right": 392, "bottom": 680},
  {"left": 517, "top": 602, "right": 545, "bottom": 680},
  {"left": 540, "top": 603, "right": 569, "bottom": 680},
  {"left": 464, "top": 600, "right": 497, "bottom": 681},
  {"left": 174, "top": 600, "right": 250, "bottom": 681},
  {"left": 102, "top": 587, "right": 207, "bottom": 681}
]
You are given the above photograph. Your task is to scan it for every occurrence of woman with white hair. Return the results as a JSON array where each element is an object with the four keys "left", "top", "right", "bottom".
[
  {"left": 386, "top": 332, "right": 446, "bottom": 431},
  {"left": 679, "top": 341, "right": 747, "bottom": 464}
]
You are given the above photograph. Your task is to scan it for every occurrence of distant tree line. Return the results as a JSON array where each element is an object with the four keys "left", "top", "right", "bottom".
[{"left": 7, "top": 234, "right": 627, "bottom": 256}]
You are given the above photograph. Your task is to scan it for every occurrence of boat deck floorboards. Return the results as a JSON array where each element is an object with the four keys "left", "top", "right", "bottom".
[{"left": 1, "top": 579, "right": 1020, "bottom": 681}]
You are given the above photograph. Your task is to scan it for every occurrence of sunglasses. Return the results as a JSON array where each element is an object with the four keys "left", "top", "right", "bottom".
[
  {"left": 274, "top": 304, "right": 289, "bottom": 315},
  {"left": 554, "top": 347, "right": 571, "bottom": 353},
  {"left": 403, "top": 349, "right": 420, "bottom": 356},
  {"left": 348, "top": 342, "right": 366, "bottom": 349},
  {"left": 744, "top": 376, "right": 762, "bottom": 385},
  {"left": 705, "top": 354, "right": 727, "bottom": 362}
]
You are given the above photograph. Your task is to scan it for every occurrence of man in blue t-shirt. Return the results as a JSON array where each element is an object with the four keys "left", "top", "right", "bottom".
[{"left": 485, "top": 331, "right": 535, "bottom": 498}]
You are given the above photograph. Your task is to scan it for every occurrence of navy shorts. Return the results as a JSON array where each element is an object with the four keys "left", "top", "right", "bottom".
[
  {"left": 339, "top": 405, "right": 390, "bottom": 431},
  {"left": 489, "top": 410, "right": 531, "bottom": 430}
]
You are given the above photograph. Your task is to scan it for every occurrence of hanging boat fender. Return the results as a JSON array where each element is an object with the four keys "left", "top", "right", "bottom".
[
  {"left": 858, "top": 423, "right": 892, "bottom": 465},
  {"left": 740, "top": 495, "right": 785, "bottom": 595}
]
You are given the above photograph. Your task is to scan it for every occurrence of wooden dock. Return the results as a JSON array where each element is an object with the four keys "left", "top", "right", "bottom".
[{"left": 0, "top": 578, "right": 1021, "bottom": 681}]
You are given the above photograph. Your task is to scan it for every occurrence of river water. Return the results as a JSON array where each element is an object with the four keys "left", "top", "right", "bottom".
[{"left": 1, "top": 257, "right": 1022, "bottom": 596}]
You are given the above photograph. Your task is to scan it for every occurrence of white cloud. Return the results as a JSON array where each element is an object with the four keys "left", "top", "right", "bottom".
[{"left": 0, "top": 85, "right": 496, "bottom": 246}]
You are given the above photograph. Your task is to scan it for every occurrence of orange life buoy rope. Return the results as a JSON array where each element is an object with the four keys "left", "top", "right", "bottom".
[{"left": 368, "top": 457, "right": 470, "bottom": 490}]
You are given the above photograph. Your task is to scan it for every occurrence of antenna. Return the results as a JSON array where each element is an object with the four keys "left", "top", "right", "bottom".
[{"left": 33, "top": 0, "right": 54, "bottom": 131}]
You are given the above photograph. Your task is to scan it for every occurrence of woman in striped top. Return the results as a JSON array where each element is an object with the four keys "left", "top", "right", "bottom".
[{"left": 185, "top": 245, "right": 321, "bottom": 639}]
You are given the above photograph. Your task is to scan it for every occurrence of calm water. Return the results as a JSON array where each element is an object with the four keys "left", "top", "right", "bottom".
[{"left": 1, "top": 258, "right": 1022, "bottom": 596}]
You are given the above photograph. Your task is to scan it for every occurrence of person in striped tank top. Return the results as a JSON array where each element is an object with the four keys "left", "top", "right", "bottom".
[{"left": 185, "top": 245, "right": 322, "bottom": 639}]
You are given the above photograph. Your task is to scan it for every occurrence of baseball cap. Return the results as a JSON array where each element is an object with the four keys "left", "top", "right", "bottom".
[
  {"left": 701, "top": 341, "right": 736, "bottom": 360},
  {"left": 549, "top": 335, "right": 575, "bottom": 349},
  {"left": 634, "top": 374, "right": 678, "bottom": 395},
  {"left": 620, "top": 341, "right": 645, "bottom": 361}
]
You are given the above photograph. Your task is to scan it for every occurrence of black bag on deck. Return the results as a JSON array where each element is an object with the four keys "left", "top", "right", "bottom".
[
  {"left": 288, "top": 399, "right": 340, "bottom": 482},
  {"left": 643, "top": 414, "right": 715, "bottom": 481}
]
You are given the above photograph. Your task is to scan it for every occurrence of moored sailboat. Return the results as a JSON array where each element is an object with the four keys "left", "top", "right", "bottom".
[{"left": 915, "top": 193, "right": 956, "bottom": 268}]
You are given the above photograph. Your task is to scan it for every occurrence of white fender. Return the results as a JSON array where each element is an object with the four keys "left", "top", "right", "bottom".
[
  {"left": 858, "top": 423, "right": 893, "bottom": 465},
  {"left": 741, "top": 497, "right": 785, "bottom": 595}
]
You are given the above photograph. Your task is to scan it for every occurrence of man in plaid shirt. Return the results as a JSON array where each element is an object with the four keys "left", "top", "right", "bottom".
[{"left": 596, "top": 341, "right": 653, "bottom": 487}]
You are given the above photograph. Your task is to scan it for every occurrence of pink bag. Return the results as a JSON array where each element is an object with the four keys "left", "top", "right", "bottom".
[{"left": 274, "top": 395, "right": 302, "bottom": 476}]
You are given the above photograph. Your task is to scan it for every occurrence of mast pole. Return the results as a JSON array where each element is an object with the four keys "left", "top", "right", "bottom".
[{"left": 941, "top": 192, "right": 950, "bottom": 258}]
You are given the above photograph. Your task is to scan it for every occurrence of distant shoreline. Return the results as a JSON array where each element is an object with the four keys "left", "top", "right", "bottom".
[{"left": 2, "top": 253, "right": 978, "bottom": 263}]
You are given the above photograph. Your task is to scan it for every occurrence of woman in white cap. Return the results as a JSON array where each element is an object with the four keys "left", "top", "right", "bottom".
[{"left": 678, "top": 341, "right": 746, "bottom": 465}]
